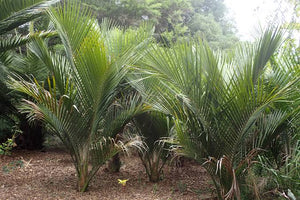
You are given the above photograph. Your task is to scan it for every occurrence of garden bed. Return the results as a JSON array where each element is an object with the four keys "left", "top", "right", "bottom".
[{"left": 0, "top": 148, "right": 216, "bottom": 200}]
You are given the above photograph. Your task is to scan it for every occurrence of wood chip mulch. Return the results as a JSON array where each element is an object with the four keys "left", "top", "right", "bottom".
[{"left": 0, "top": 148, "right": 216, "bottom": 200}]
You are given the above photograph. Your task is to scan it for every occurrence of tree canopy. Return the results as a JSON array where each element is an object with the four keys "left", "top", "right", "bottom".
[{"left": 82, "top": 0, "right": 238, "bottom": 49}]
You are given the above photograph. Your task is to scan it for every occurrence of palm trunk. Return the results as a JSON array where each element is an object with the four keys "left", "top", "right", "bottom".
[
  {"left": 78, "top": 162, "right": 89, "bottom": 192},
  {"left": 149, "top": 167, "right": 160, "bottom": 182},
  {"left": 78, "top": 148, "right": 89, "bottom": 192},
  {"left": 148, "top": 158, "right": 160, "bottom": 182},
  {"left": 108, "top": 153, "right": 121, "bottom": 173}
]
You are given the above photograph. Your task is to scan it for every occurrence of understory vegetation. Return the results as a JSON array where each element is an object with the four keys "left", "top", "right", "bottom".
[{"left": 0, "top": 0, "right": 299, "bottom": 199}]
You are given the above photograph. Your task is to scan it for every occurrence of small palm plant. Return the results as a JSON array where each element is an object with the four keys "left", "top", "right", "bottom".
[
  {"left": 131, "top": 29, "right": 299, "bottom": 199},
  {"left": 134, "top": 111, "right": 172, "bottom": 182},
  {"left": 9, "top": 1, "right": 152, "bottom": 192}
]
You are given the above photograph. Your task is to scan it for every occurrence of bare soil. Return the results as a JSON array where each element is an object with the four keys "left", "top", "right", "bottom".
[{"left": 0, "top": 148, "right": 216, "bottom": 200}]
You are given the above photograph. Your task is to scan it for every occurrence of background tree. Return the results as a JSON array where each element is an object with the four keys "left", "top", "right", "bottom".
[{"left": 82, "top": 0, "right": 238, "bottom": 50}]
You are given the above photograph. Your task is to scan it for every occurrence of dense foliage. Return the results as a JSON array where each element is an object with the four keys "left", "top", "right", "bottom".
[
  {"left": 82, "top": 0, "right": 238, "bottom": 50},
  {"left": 0, "top": 0, "right": 299, "bottom": 199},
  {"left": 0, "top": 0, "right": 58, "bottom": 147}
]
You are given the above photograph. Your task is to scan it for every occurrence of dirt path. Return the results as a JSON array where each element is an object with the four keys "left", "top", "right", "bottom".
[{"left": 0, "top": 148, "right": 215, "bottom": 200}]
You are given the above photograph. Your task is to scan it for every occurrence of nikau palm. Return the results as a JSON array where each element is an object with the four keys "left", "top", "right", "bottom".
[
  {"left": 134, "top": 111, "right": 172, "bottom": 182},
  {"left": 4, "top": 0, "right": 299, "bottom": 197},
  {"left": 0, "top": 0, "right": 58, "bottom": 144},
  {"left": 131, "top": 29, "right": 299, "bottom": 199},
  {"left": 9, "top": 2, "right": 151, "bottom": 192}
]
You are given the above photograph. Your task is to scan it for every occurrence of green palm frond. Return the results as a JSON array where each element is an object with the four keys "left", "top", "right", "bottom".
[
  {"left": 102, "top": 21, "right": 154, "bottom": 62},
  {"left": 0, "top": 31, "right": 56, "bottom": 52},
  {"left": 47, "top": 1, "right": 96, "bottom": 63},
  {"left": 102, "top": 93, "right": 148, "bottom": 138},
  {"left": 0, "top": 0, "right": 59, "bottom": 34},
  {"left": 27, "top": 37, "right": 73, "bottom": 94},
  {"left": 0, "top": 51, "right": 13, "bottom": 73}
]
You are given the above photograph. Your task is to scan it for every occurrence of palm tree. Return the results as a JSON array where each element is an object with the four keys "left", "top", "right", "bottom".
[
  {"left": 130, "top": 29, "right": 299, "bottom": 199},
  {"left": 9, "top": 2, "right": 153, "bottom": 192},
  {"left": 134, "top": 111, "right": 172, "bottom": 182},
  {"left": 0, "top": 0, "right": 58, "bottom": 144}
]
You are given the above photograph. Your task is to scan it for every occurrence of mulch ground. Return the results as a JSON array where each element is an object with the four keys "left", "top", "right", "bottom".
[{"left": 0, "top": 148, "right": 216, "bottom": 200}]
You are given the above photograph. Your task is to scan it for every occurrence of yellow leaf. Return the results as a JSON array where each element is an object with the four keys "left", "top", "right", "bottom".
[{"left": 118, "top": 179, "right": 129, "bottom": 186}]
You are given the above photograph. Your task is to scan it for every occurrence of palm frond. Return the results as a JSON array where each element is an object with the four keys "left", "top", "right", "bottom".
[
  {"left": 0, "top": 31, "right": 56, "bottom": 52},
  {"left": 0, "top": 0, "right": 59, "bottom": 34}
]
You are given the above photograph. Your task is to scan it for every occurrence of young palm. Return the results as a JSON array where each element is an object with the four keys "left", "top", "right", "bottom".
[
  {"left": 134, "top": 111, "right": 172, "bottom": 182},
  {"left": 131, "top": 29, "right": 299, "bottom": 199},
  {"left": 9, "top": 2, "right": 152, "bottom": 192}
]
